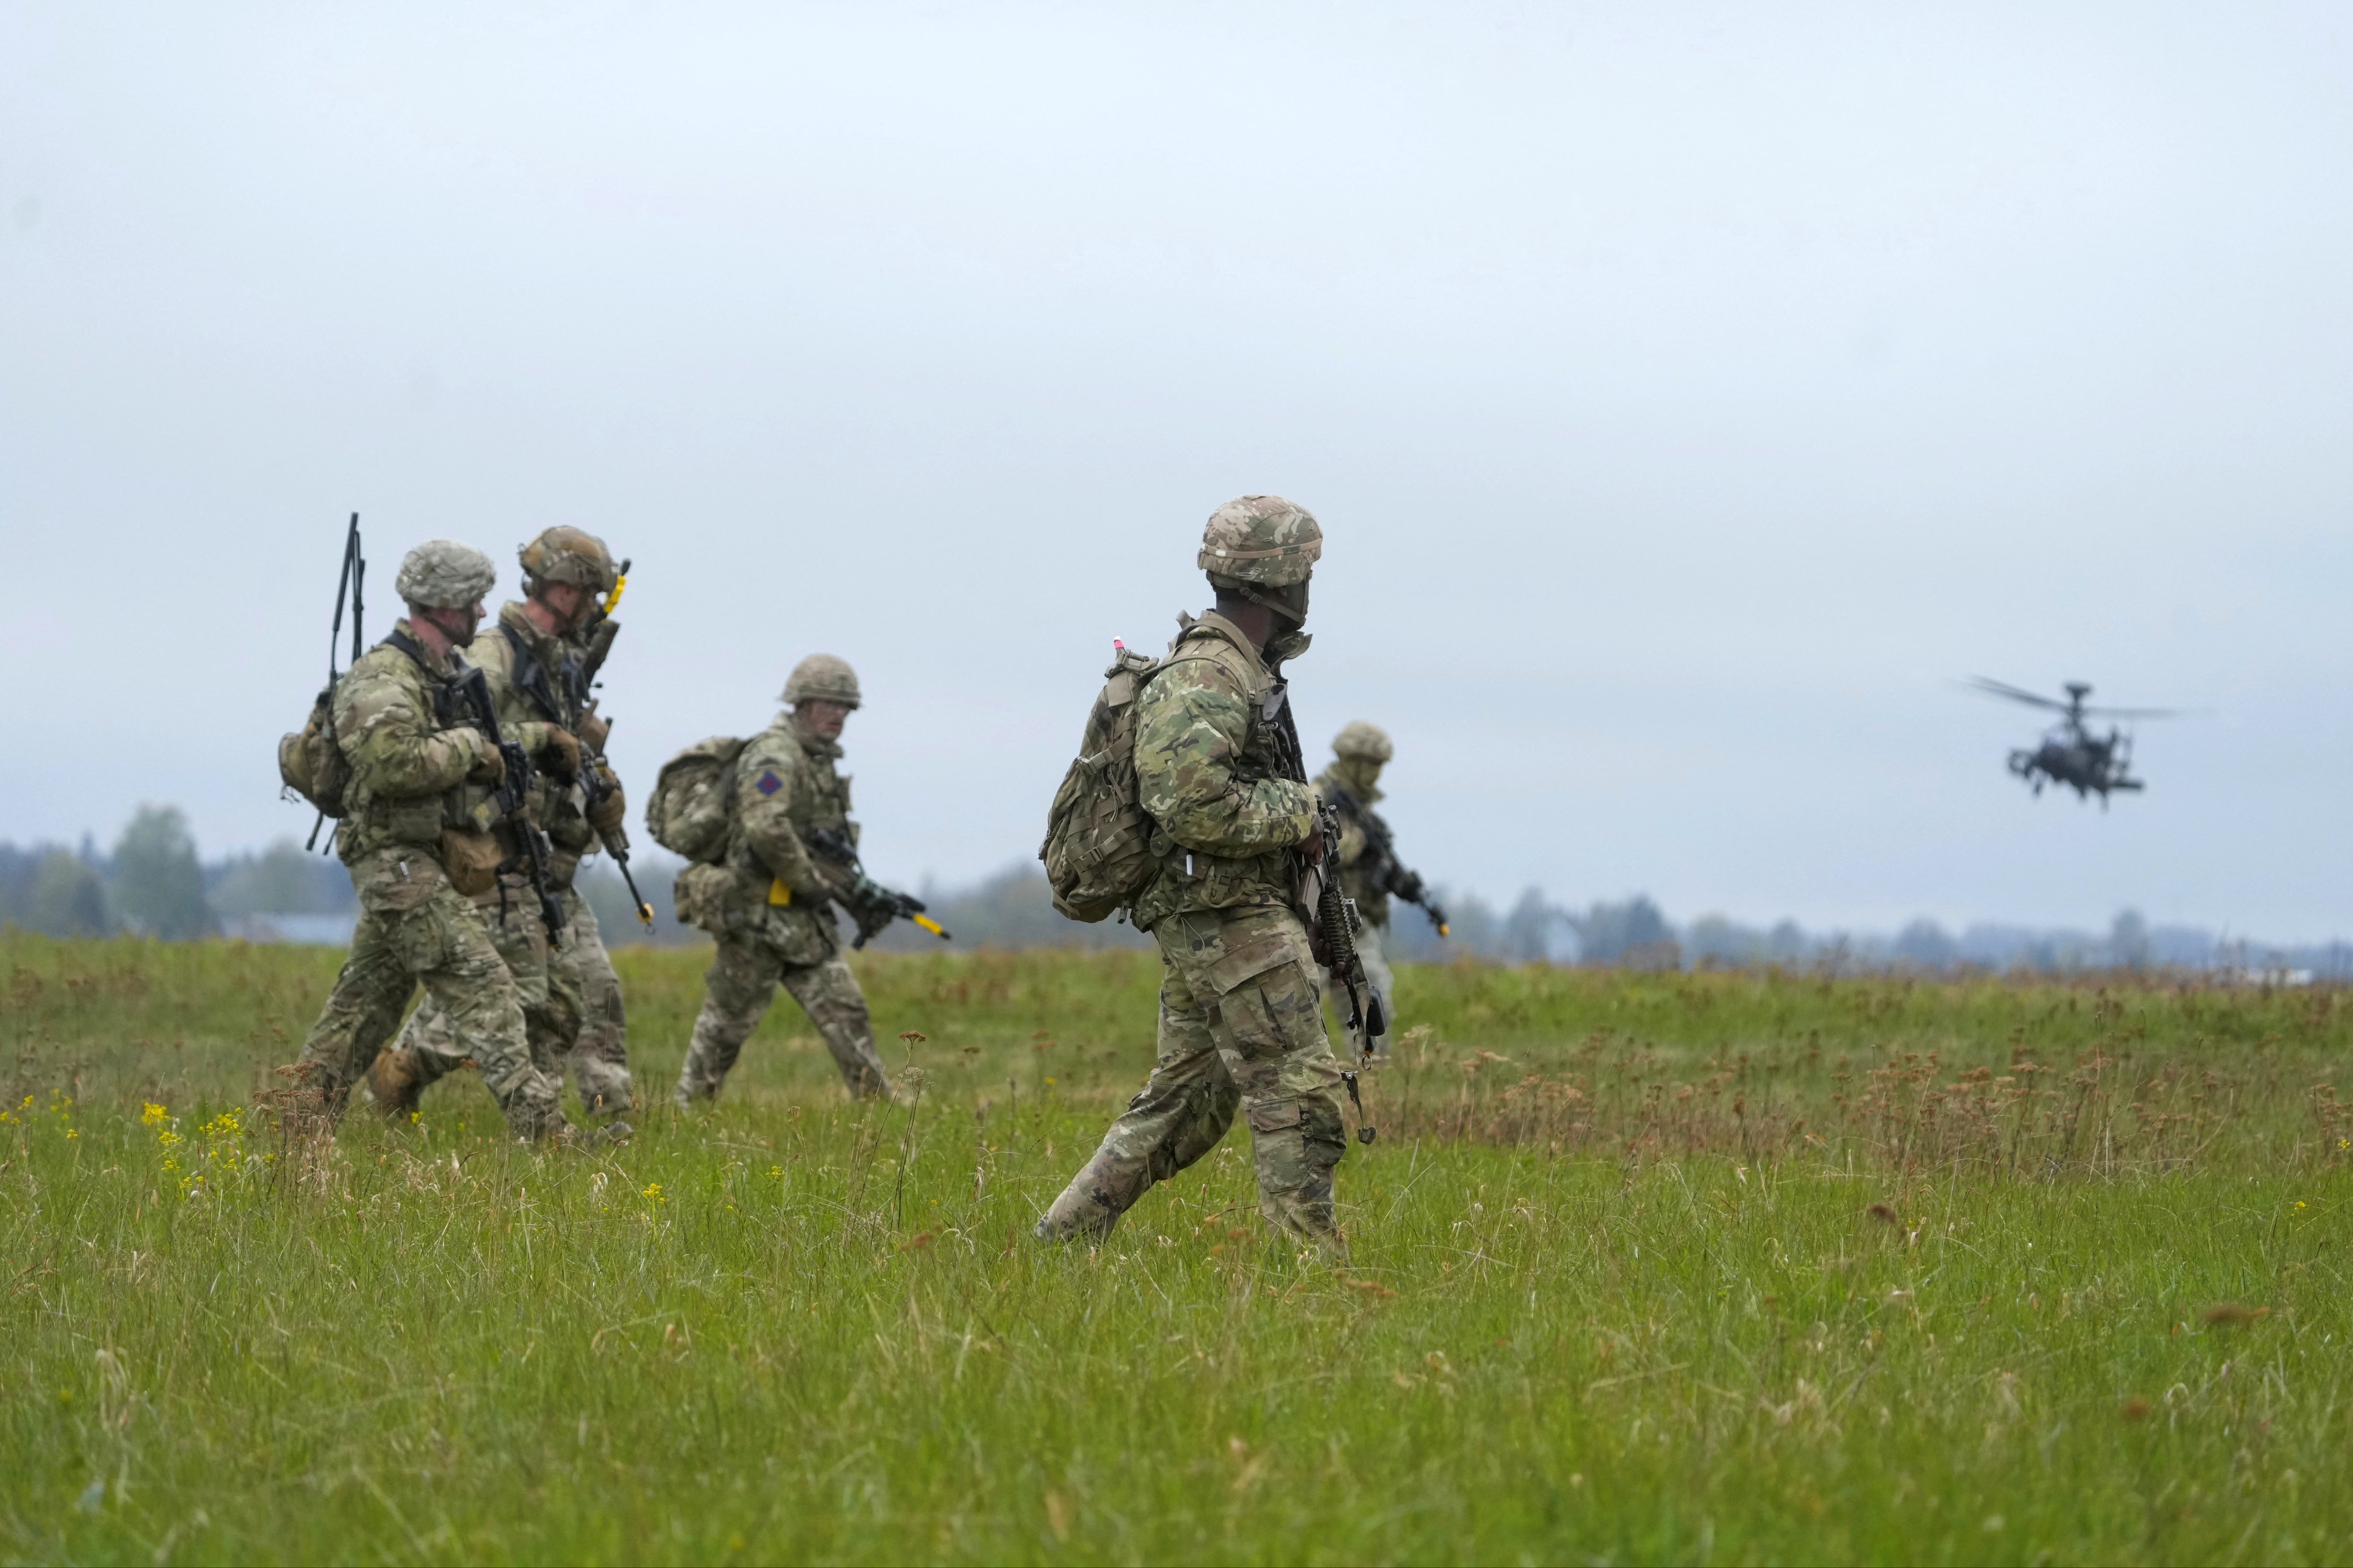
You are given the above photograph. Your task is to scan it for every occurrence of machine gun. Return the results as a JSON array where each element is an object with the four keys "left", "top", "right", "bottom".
[
  {"left": 452, "top": 664, "right": 566, "bottom": 939},
  {"left": 803, "top": 825, "right": 950, "bottom": 948},
  {"left": 1324, "top": 785, "right": 1449, "bottom": 936}
]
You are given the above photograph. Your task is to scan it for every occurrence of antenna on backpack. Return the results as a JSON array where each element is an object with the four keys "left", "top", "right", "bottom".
[{"left": 308, "top": 513, "right": 364, "bottom": 853}]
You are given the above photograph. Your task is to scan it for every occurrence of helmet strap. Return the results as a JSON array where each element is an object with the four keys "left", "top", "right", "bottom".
[{"left": 1210, "top": 574, "right": 1309, "bottom": 626}]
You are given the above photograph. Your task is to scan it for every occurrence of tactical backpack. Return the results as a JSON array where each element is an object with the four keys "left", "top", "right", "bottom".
[
  {"left": 278, "top": 687, "right": 351, "bottom": 820},
  {"left": 1039, "top": 642, "right": 1170, "bottom": 922},
  {"left": 646, "top": 735, "right": 748, "bottom": 864}
]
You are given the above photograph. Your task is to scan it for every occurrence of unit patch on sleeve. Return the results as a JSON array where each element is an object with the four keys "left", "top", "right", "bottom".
[{"left": 756, "top": 769, "right": 784, "bottom": 796}]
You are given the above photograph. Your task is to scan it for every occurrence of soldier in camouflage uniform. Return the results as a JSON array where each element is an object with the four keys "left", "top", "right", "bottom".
[
  {"left": 1314, "top": 721, "right": 1421, "bottom": 1059},
  {"left": 1036, "top": 497, "right": 1352, "bottom": 1254},
  {"left": 671, "top": 654, "right": 894, "bottom": 1105},
  {"left": 370, "top": 527, "right": 637, "bottom": 1122},
  {"left": 286, "top": 541, "right": 573, "bottom": 1141}
]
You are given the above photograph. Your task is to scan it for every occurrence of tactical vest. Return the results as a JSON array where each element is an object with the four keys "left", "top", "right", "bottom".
[{"left": 331, "top": 630, "right": 495, "bottom": 865}]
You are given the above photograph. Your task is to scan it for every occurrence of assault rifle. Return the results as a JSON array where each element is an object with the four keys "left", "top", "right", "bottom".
[
  {"left": 452, "top": 664, "right": 567, "bottom": 939},
  {"left": 1311, "top": 802, "right": 1382, "bottom": 1145},
  {"left": 1324, "top": 785, "right": 1449, "bottom": 937},
  {"left": 578, "top": 556, "right": 631, "bottom": 686},
  {"left": 803, "top": 825, "right": 951, "bottom": 948},
  {"left": 306, "top": 513, "right": 365, "bottom": 852},
  {"left": 577, "top": 721, "right": 653, "bottom": 928}
]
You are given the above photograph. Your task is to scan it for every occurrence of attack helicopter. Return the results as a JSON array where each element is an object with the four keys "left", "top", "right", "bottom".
[{"left": 1964, "top": 678, "right": 2184, "bottom": 806}]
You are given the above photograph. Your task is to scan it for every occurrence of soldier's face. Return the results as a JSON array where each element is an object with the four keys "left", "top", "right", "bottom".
[
  {"left": 421, "top": 598, "right": 485, "bottom": 647},
  {"left": 539, "top": 581, "right": 591, "bottom": 629},
  {"left": 799, "top": 700, "right": 851, "bottom": 741}
]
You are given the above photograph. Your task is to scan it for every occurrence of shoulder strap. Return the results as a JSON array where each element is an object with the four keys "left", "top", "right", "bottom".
[{"left": 384, "top": 628, "right": 430, "bottom": 670}]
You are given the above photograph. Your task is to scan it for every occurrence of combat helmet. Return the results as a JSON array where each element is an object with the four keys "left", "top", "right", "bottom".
[
  {"left": 518, "top": 526, "right": 617, "bottom": 597},
  {"left": 395, "top": 540, "right": 497, "bottom": 611},
  {"left": 1200, "top": 495, "right": 1321, "bottom": 628},
  {"left": 782, "top": 654, "right": 862, "bottom": 709},
  {"left": 1199, "top": 495, "right": 1321, "bottom": 587},
  {"left": 1332, "top": 721, "right": 1394, "bottom": 764}
]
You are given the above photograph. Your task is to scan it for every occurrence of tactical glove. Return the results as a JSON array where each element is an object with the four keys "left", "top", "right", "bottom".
[
  {"left": 587, "top": 774, "right": 628, "bottom": 834},
  {"left": 537, "top": 727, "right": 582, "bottom": 782},
  {"left": 852, "top": 899, "right": 897, "bottom": 947}
]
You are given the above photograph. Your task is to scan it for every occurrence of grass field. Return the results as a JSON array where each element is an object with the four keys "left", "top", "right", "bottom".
[{"left": 3, "top": 932, "right": 2350, "bottom": 1565}]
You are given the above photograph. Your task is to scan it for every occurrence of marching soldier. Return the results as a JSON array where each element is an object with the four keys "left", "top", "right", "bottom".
[
  {"left": 1036, "top": 497, "right": 1353, "bottom": 1255},
  {"left": 285, "top": 541, "right": 575, "bottom": 1142},
  {"left": 1314, "top": 721, "right": 1447, "bottom": 1059},
  {"left": 671, "top": 655, "right": 897, "bottom": 1105},
  {"left": 370, "top": 528, "right": 638, "bottom": 1123}
]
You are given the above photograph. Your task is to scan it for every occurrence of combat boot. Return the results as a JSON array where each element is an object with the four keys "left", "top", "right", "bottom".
[
  {"left": 546, "top": 1119, "right": 632, "bottom": 1151},
  {"left": 1033, "top": 1151, "right": 1141, "bottom": 1243},
  {"left": 365, "top": 1048, "right": 427, "bottom": 1118}
]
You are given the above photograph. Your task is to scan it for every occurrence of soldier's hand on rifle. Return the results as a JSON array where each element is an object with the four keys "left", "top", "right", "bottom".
[
  {"left": 587, "top": 774, "right": 628, "bottom": 835},
  {"left": 852, "top": 898, "right": 897, "bottom": 948},
  {"left": 537, "top": 727, "right": 582, "bottom": 782},
  {"left": 463, "top": 731, "right": 505, "bottom": 786}
]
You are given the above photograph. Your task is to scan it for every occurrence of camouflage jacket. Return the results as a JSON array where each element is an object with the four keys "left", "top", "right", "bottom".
[
  {"left": 330, "top": 620, "right": 495, "bottom": 865},
  {"left": 1314, "top": 762, "right": 1397, "bottom": 926},
  {"left": 717, "top": 715, "right": 858, "bottom": 960},
  {"left": 1130, "top": 612, "right": 1317, "bottom": 933},
  {"left": 470, "top": 601, "right": 605, "bottom": 867}
]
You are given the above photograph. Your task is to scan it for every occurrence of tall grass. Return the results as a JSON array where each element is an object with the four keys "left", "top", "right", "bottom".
[{"left": 3, "top": 934, "right": 2349, "bottom": 1564}]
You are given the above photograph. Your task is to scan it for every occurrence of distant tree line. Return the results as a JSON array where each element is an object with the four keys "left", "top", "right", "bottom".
[{"left": 5, "top": 810, "right": 2346, "bottom": 978}]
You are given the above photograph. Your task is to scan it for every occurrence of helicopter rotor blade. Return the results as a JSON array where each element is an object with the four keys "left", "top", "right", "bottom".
[
  {"left": 2080, "top": 704, "right": 2192, "bottom": 720},
  {"left": 1962, "top": 677, "right": 2070, "bottom": 713}
]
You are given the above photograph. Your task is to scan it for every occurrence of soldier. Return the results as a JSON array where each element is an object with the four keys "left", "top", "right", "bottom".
[
  {"left": 285, "top": 541, "right": 576, "bottom": 1142},
  {"left": 671, "top": 654, "right": 895, "bottom": 1106},
  {"left": 1036, "top": 496, "right": 1352, "bottom": 1255},
  {"left": 1314, "top": 721, "right": 1446, "bottom": 1060},
  {"left": 369, "top": 528, "right": 637, "bottom": 1123}
]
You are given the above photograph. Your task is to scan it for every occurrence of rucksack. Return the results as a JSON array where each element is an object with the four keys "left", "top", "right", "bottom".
[
  {"left": 1039, "top": 641, "right": 1172, "bottom": 922},
  {"left": 646, "top": 735, "right": 748, "bottom": 863},
  {"left": 278, "top": 685, "right": 351, "bottom": 819}
]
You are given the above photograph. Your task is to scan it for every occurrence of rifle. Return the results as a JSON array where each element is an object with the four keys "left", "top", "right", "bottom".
[
  {"left": 803, "top": 825, "right": 951, "bottom": 948},
  {"left": 452, "top": 663, "right": 567, "bottom": 939},
  {"left": 1326, "top": 785, "right": 1449, "bottom": 936},
  {"left": 1311, "top": 802, "right": 1382, "bottom": 1145},
  {"left": 1261, "top": 674, "right": 1377, "bottom": 1142},
  {"left": 577, "top": 720, "right": 654, "bottom": 928},
  {"left": 578, "top": 556, "right": 631, "bottom": 686},
  {"left": 306, "top": 513, "right": 365, "bottom": 852}
]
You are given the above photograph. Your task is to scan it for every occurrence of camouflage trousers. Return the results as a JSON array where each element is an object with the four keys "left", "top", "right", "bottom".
[
  {"left": 1319, "top": 914, "right": 1395, "bottom": 1059},
  {"left": 296, "top": 850, "right": 563, "bottom": 1139},
  {"left": 1037, "top": 904, "right": 1349, "bottom": 1250},
  {"left": 391, "top": 881, "right": 635, "bottom": 1116},
  {"left": 676, "top": 936, "right": 890, "bottom": 1104}
]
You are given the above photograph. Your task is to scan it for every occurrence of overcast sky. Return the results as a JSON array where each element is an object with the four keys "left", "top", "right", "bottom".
[{"left": 4, "top": 3, "right": 2348, "bottom": 939}]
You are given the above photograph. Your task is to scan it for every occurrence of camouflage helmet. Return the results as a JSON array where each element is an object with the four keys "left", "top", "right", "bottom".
[
  {"left": 1332, "top": 721, "right": 1394, "bottom": 764},
  {"left": 1198, "top": 495, "right": 1322, "bottom": 588},
  {"left": 518, "top": 525, "right": 616, "bottom": 596},
  {"left": 782, "top": 653, "right": 861, "bottom": 709},
  {"left": 394, "top": 540, "right": 497, "bottom": 611}
]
